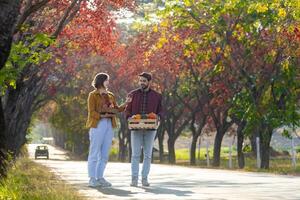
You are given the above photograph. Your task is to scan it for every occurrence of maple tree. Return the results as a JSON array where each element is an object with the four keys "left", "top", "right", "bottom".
[
  {"left": 0, "top": 0, "right": 133, "bottom": 177},
  {"left": 153, "top": 0, "right": 300, "bottom": 168}
]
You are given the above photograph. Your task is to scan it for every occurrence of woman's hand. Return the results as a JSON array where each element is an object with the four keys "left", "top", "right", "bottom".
[
  {"left": 125, "top": 96, "right": 132, "bottom": 104},
  {"left": 100, "top": 113, "right": 116, "bottom": 118}
]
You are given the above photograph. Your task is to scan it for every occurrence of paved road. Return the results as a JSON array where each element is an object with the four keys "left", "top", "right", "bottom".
[{"left": 28, "top": 144, "right": 300, "bottom": 200}]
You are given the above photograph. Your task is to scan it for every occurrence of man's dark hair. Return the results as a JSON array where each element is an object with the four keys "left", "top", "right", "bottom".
[
  {"left": 92, "top": 73, "right": 109, "bottom": 89},
  {"left": 139, "top": 72, "right": 152, "bottom": 81}
]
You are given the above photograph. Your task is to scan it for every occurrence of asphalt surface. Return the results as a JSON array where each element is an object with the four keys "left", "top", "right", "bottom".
[{"left": 28, "top": 144, "right": 300, "bottom": 200}]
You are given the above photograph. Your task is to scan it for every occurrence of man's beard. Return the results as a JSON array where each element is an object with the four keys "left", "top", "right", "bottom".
[{"left": 140, "top": 84, "right": 148, "bottom": 90}]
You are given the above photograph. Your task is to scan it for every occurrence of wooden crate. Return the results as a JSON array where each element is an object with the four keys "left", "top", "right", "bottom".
[{"left": 128, "top": 118, "right": 159, "bottom": 130}]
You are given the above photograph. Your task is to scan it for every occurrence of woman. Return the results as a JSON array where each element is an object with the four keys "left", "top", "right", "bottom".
[{"left": 86, "top": 72, "right": 130, "bottom": 187}]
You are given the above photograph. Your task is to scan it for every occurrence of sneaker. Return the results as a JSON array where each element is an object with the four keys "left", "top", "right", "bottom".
[
  {"left": 97, "top": 178, "right": 112, "bottom": 187},
  {"left": 88, "top": 177, "right": 101, "bottom": 187},
  {"left": 130, "top": 176, "right": 138, "bottom": 187},
  {"left": 142, "top": 177, "right": 150, "bottom": 187}
]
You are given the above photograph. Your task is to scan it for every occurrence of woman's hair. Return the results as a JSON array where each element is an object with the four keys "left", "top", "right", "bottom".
[{"left": 92, "top": 73, "right": 109, "bottom": 89}]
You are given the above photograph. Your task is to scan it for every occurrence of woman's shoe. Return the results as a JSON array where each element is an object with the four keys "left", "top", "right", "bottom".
[
  {"left": 142, "top": 177, "right": 150, "bottom": 187},
  {"left": 97, "top": 178, "right": 112, "bottom": 187},
  {"left": 130, "top": 176, "right": 138, "bottom": 187},
  {"left": 88, "top": 177, "right": 101, "bottom": 187}
]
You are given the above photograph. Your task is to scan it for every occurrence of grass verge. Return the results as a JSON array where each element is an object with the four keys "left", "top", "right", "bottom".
[
  {"left": 172, "top": 148, "right": 300, "bottom": 175},
  {"left": 0, "top": 157, "right": 85, "bottom": 200}
]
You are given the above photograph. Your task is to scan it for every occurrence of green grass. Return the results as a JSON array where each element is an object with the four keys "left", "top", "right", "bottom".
[
  {"left": 109, "top": 147, "right": 119, "bottom": 161},
  {"left": 173, "top": 148, "right": 300, "bottom": 175},
  {"left": 175, "top": 149, "right": 190, "bottom": 160},
  {"left": 0, "top": 157, "right": 85, "bottom": 200},
  {"left": 175, "top": 147, "right": 235, "bottom": 161}
]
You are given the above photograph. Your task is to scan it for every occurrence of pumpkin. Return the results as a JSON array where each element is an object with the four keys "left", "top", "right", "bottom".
[
  {"left": 147, "top": 112, "right": 157, "bottom": 119},
  {"left": 132, "top": 114, "right": 142, "bottom": 119}
]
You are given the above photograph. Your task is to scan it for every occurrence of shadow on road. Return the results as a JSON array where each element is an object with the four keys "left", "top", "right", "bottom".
[
  {"left": 97, "top": 187, "right": 137, "bottom": 197},
  {"left": 143, "top": 186, "right": 193, "bottom": 196},
  {"left": 73, "top": 183, "right": 193, "bottom": 198}
]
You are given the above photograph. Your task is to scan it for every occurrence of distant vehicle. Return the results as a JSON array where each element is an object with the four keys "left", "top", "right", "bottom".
[{"left": 35, "top": 145, "right": 49, "bottom": 159}]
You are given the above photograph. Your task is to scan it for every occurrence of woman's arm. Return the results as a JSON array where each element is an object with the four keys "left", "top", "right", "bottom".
[
  {"left": 125, "top": 93, "right": 133, "bottom": 119},
  {"left": 112, "top": 95, "right": 131, "bottom": 112}
]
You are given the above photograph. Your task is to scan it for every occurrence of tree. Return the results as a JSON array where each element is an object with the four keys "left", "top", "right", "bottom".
[
  {"left": 152, "top": 0, "right": 300, "bottom": 168},
  {"left": 174, "top": 70, "right": 208, "bottom": 165},
  {"left": 0, "top": 0, "right": 133, "bottom": 177},
  {"left": 0, "top": 0, "right": 22, "bottom": 177}
]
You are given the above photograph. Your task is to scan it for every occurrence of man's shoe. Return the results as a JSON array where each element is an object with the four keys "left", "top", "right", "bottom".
[
  {"left": 97, "top": 178, "right": 112, "bottom": 187},
  {"left": 142, "top": 177, "right": 150, "bottom": 187},
  {"left": 88, "top": 177, "right": 101, "bottom": 187},
  {"left": 130, "top": 176, "right": 138, "bottom": 187}
]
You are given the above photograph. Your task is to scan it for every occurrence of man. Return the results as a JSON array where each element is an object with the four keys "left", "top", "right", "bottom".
[{"left": 125, "top": 72, "right": 163, "bottom": 187}]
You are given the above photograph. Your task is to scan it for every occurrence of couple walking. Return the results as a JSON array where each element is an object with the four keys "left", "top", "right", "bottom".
[{"left": 85, "top": 72, "right": 163, "bottom": 188}]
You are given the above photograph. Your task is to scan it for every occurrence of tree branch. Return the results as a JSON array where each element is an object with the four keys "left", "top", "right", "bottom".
[
  {"left": 51, "top": 0, "right": 83, "bottom": 38},
  {"left": 14, "top": 0, "right": 49, "bottom": 33}
]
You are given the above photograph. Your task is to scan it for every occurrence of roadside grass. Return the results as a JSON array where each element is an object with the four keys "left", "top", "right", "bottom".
[
  {"left": 172, "top": 148, "right": 300, "bottom": 175},
  {"left": 109, "top": 146, "right": 300, "bottom": 175},
  {"left": 0, "top": 157, "right": 85, "bottom": 200}
]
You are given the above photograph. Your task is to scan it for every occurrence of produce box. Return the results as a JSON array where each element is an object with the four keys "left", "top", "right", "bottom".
[{"left": 128, "top": 113, "right": 159, "bottom": 130}]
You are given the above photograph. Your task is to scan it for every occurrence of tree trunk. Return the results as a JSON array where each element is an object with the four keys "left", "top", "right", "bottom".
[
  {"left": 5, "top": 96, "right": 33, "bottom": 157},
  {"left": 118, "top": 135, "right": 127, "bottom": 162},
  {"left": 250, "top": 134, "right": 257, "bottom": 156},
  {"left": 189, "top": 114, "right": 206, "bottom": 165},
  {"left": 237, "top": 121, "right": 246, "bottom": 169},
  {"left": 118, "top": 130, "right": 129, "bottom": 162},
  {"left": 156, "top": 124, "right": 165, "bottom": 163},
  {"left": 118, "top": 117, "right": 129, "bottom": 162},
  {"left": 0, "top": 98, "right": 7, "bottom": 178},
  {"left": 260, "top": 127, "right": 273, "bottom": 169},
  {"left": 4, "top": 71, "right": 45, "bottom": 157},
  {"left": 190, "top": 135, "right": 198, "bottom": 165},
  {"left": 165, "top": 116, "right": 190, "bottom": 164},
  {"left": 158, "top": 133, "right": 164, "bottom": 162},
  {"left": 167, "top": 137, "right": 176, "bottom": 164},
  {"left": 250, "top": 126, "right": 261, "bottom": 156},
  {"left": 0, "top": 0, "right": 21, "bottom": 69},
  {"left": 212, "top": 129, "right": 226, "bottom": 166},
  {"left": 0, "top": 0, "right": 21, "bottom": 178}
]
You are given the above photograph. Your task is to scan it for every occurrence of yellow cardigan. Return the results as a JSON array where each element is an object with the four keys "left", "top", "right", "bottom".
[{"left": 85, "top": 90, "right": 125, "bottom": 129}]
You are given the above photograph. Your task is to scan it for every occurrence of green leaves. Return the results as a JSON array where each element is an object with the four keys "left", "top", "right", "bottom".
[
  {"left": 34, "top": 33, "right": 54, "bottom": 47},
  {"left": 151, "top": 0, "right": 299, "bottom": 136},
  {"left": 0, "top": 33, "right": 54, "bottom": 94}
]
